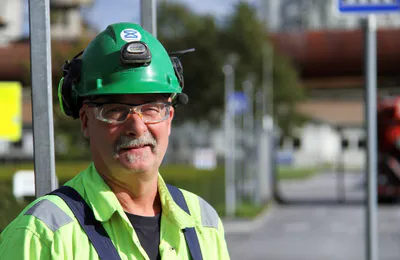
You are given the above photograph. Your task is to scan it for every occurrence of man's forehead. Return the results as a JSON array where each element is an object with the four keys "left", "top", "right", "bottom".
[{"left": 91, "top": 94, "right": 170, "bottom": 103}]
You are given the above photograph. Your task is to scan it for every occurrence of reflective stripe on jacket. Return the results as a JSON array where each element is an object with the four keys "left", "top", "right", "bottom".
[{"left": 0, "top": 163, "right": 230, "bottom": 260}]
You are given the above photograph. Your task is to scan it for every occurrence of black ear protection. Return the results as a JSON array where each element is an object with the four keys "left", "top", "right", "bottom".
[
  {"left": 59, "top": 45, "right": 195, "bottom": 119},
  {"left": 59, "top": 50, "right": 84, "bottom": 119},
  {"left": 168, "top": 48, "right": 195, "bottom": 107}
]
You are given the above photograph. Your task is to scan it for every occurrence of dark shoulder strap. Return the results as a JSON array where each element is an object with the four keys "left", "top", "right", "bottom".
[
  {"left": 49, "top": 186, "right": 121, "bottom": 260},
  {"left": 166, "top": 184, "right": 203, "bottom": 260}
]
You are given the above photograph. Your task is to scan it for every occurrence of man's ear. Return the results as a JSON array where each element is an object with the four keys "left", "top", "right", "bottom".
[
  {"left": 168, "top": 106, "right": 175, "bottom": 136},
  {"left": 170, "top": 105, "right": 175, "bottom": 120},
  {"left": 79, "top": 107, "right": 90, "bottom": 139}
]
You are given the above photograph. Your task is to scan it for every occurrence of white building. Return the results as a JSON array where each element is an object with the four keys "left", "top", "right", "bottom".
[
  {"left": 264, "top": 0, "right": 400, "bottom": 32},
  {"left": 0, "top": 0, "right": 24, "bottom": 45},
  {"left": 0, "top": 0, "right": 94, "bottom": 161},
  {"left": 50, "top": 0, "right": 94, "bottom": 41},
  {"left": 282, "top": 123, "right": 365, "bottom": 169}
]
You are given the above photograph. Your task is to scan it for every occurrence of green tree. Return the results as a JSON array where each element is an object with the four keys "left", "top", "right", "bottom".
[
  {"left": 157, "top": 2, "right": 306, "bottom": 135},
  {"left": 51, "top": 38, "right": 92, "bottom": 160},
  {"left": 157, "top": 2, "right": 225, "bottom": 123}
]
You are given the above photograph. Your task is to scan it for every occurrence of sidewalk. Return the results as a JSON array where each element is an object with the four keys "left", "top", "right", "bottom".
[{"left": 222, "top": 202, "right": 276, "bottom": 235}]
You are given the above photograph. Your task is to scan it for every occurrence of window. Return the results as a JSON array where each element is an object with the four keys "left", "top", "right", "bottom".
[
  {"left": 358, "top": 138, "right": 366, "bottom": 149},
  {"left": 341, "top": 138, "right": 349, "bottom": 149},
  {"left": 11, "top": 139, "right": 22, "bottom": 149},
  {"left": 50, "top": 10, "right": 68, "bottom": 25},
  {"left": 293, "top": 137, "right": 301, "bottom": 150},
  {"left": 279, "top": 136, "right": 285, "bottom": 148}
]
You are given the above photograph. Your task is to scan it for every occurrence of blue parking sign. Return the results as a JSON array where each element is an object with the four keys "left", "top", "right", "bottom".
[
  {"left": 339, "top": 0, "right": 400, "bottom": 13},
  {"left": 228, "top": 91, "right": 249, "bottom": 115}
]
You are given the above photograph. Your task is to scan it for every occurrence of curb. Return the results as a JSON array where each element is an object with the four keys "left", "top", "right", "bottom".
[{"left": 222, "top": 202, "right": 277, "bottom": 235}]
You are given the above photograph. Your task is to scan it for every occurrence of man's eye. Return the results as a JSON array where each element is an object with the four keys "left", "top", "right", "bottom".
[
  {"left": 142, "top": 106, "right": 161, "bottom": 113},
  {"left": 108, "top": 107, "right": 126, "bottom": 113}
]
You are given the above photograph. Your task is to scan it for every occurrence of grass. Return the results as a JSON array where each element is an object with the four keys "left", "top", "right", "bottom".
[
  {"left": 235, "top": 202, "right": 269, "bottom": 219},
  {"left": 0, "top": 161, "right": 90, "bottom": 181},
  {"left": 0, "top": 161, "right": 320, "bottom": 181},
  {"left": 0, "top": 161, "right": 320, "bottom": 230},
  {"left": 277, "top": 166, "right": 321, "bottom": 180},
  {"left": 0, "top": 181, "right": 30, "bottom": 232},
  {"left": 215, "top": 200, "right": 270, "bottom": 221}
]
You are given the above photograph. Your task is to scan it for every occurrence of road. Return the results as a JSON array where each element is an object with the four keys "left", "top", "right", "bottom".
[{"left": 225, "top": 172, "right": 400, "bottom": 260}]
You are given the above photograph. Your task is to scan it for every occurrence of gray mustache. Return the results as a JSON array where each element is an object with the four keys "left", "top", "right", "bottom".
[{"left": 114, "top": 133, "right": 157, "bottom": 154}]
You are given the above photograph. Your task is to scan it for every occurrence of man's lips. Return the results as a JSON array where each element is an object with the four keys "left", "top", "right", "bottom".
[{"left": 119, "top": 144, "right": 152, "bottom": 151}]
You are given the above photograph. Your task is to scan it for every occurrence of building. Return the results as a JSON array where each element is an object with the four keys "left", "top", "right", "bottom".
[
  {"left": 0, "top": 0, "right": 24, "bottom": 46},
  {"left": 50, "top": 0, "right": 94, "bottom": 41},
  {"left": 0, "top": 0, "right": 94, "bottom": 45},
  {"left": 0, "top": 0, "right": 93, "bottom": 161},
  {"left": 264, "top": 0, "right": 400, "bottom": 168},
  {"left": 1, "top": 0, "right": 399, "bottom": 169},
  {"left": 265, "top": 0, "right": 400, "bottom": 32}
]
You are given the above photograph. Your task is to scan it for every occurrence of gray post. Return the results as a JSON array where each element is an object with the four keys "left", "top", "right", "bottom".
[
  {"left": 363, "top": 15, "right": 378, "bottom": 260},
  {"left": 28, "top": 0, "right": 57, "bottom": 197},
  {"left": 261, "top": 0, "right": 274, "bottom": 202},
  {"left": 141, "top": 0, "right": 157, "bottom": 37},
  {"left": 243, "top": 80, "right": 254, "bottom": 147},
  {"left": 223, "top": 54, "right": 238, "bottom": 217},
  {"left": 259, "top": 41, "right": 274, "bottom": 202},
  {"left": 243, "top": 79, "right": 259, "bottom": 204},
  {"left": 336, "top": 127, "right": 346, "bottom": 203}
]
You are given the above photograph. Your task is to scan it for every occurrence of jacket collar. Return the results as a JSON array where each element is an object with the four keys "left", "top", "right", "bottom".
[{"left": 82, "top": 163, "right": 195, "bottom": 229}]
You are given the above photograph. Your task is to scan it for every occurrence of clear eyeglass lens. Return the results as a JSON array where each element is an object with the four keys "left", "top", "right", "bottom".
[
  {"left": 101, "top": 104, "right": 130, "bottom": 122},
  {"left": 99, "top": 102, "right": 169, "bottom": 123}
]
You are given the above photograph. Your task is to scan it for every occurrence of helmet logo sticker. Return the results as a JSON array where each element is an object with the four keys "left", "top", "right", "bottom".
[{"left": 120, "top": 29, "right": 142, "bottom": 42}]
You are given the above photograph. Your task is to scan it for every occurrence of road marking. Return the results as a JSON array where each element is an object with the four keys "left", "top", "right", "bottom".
[
  {"left": 284, "top": 221, "right": 311, "bottom": 232},
  {"left": 330, "top": 222, "right": 358, "bottom": 234},
  {"left": 314, "top": 208, "right": 328, "bottom": 217}
]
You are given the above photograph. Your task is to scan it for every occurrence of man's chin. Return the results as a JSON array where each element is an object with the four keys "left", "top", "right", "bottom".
[{"left": 117, "top": 157, "right": 152, "bottom": 173}]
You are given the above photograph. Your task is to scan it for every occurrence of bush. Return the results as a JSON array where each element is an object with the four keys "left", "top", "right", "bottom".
[
  {"left": 0, "top": 162, "right": 226, "bottom": 230},
  {"left": 0, "top": 161, "right": 318, "bottom": 230},
  {"left": 0, "top": 181, "right": 30, "bottom": 231},
  {"left": 160, "top": 165, "right": 226, "bottom": 210}
]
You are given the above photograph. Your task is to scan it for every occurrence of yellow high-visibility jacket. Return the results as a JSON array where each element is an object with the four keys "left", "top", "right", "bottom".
[{"left": 0, "top": 163, "right": 230, "bottom": 260}]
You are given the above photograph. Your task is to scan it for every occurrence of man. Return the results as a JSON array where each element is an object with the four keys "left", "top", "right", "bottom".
[{"left": 0, "top": 22, "right": 230, "bottom": 260}]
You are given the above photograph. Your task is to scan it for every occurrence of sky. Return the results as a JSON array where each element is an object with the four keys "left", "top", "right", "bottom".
[{"left": 23, "top": 0, "right": 259, "bottom": 35}]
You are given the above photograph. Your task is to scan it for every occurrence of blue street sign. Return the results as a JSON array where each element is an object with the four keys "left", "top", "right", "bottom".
[
  {"left": 228, "top": 91, "right": 249, "bottom": 115},
  {"left": 339, "top": 0, "right": 400, "bottom": 13}
]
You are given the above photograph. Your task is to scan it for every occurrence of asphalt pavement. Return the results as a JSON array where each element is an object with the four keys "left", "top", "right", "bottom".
[{"left": 223, "top": 172, "right": 400, "bottom": 260}]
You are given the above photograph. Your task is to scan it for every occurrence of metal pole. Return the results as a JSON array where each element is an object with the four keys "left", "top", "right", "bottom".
[
  {"left": 28, "top": 0, "right": 57, "bottom": 197},
  {"left": 364, "top": 15, "right": 378, "bottom": 260},
  {"left": 260, "top": 0, "right": 274, "bottom": 202},
  {"left": 336, "top": 128, "right": 346, "bottom": 203},
  {"left": 223, "top": 59, "right": 236, "bottom": 218},
  {"left": 141, "top": 0, "right": 157, "bottom": 37},
  {"left": 243, "top": 79, "right": 259, "bottom": 204},
  {"left": 261, "top": 0, "right": 274, "bottom": 124}
]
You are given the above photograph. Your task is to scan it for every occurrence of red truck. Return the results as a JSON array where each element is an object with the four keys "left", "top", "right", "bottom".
[{"left": 377, "top": 96, "right": 400, "bottom": 202}]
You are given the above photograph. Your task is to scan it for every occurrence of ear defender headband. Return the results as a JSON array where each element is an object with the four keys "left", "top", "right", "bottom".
[
  {"left": 58, "top": 50, "right": 84, "bottom": 119},
  {"left": 58, "top": 44, "right": 195, "bottom": 119}
]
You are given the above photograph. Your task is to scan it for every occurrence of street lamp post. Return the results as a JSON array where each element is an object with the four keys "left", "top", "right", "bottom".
[
  {"left": 223, "top": 54, "right": 238, "bottom": 217},
  {"left": 242, "top": 79, "right": 260, "bottom": 204},
  {"left": 140, "top": 0, "right": 157, "bottom": 37},
  {"left": 29, "top": 0, "right": 57, "bottom": 197}
]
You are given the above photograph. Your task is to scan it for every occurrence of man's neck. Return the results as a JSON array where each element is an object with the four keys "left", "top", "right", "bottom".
[{"left": 100, "top": 171, "right": 161, "bottom": 216}]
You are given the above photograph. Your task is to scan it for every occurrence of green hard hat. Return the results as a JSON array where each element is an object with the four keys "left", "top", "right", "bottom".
[{"left": 72, "top": 22, "right": 181, "bottom": 97}]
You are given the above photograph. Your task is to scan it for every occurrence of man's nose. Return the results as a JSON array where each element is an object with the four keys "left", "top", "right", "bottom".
[{"left": 123, "top": 113, "right": 147, "bottom": 137}]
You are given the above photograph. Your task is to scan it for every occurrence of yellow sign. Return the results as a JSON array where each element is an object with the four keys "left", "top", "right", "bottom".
[{"left": 0, "top": 82, "right": 22, "bottom": 141}]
